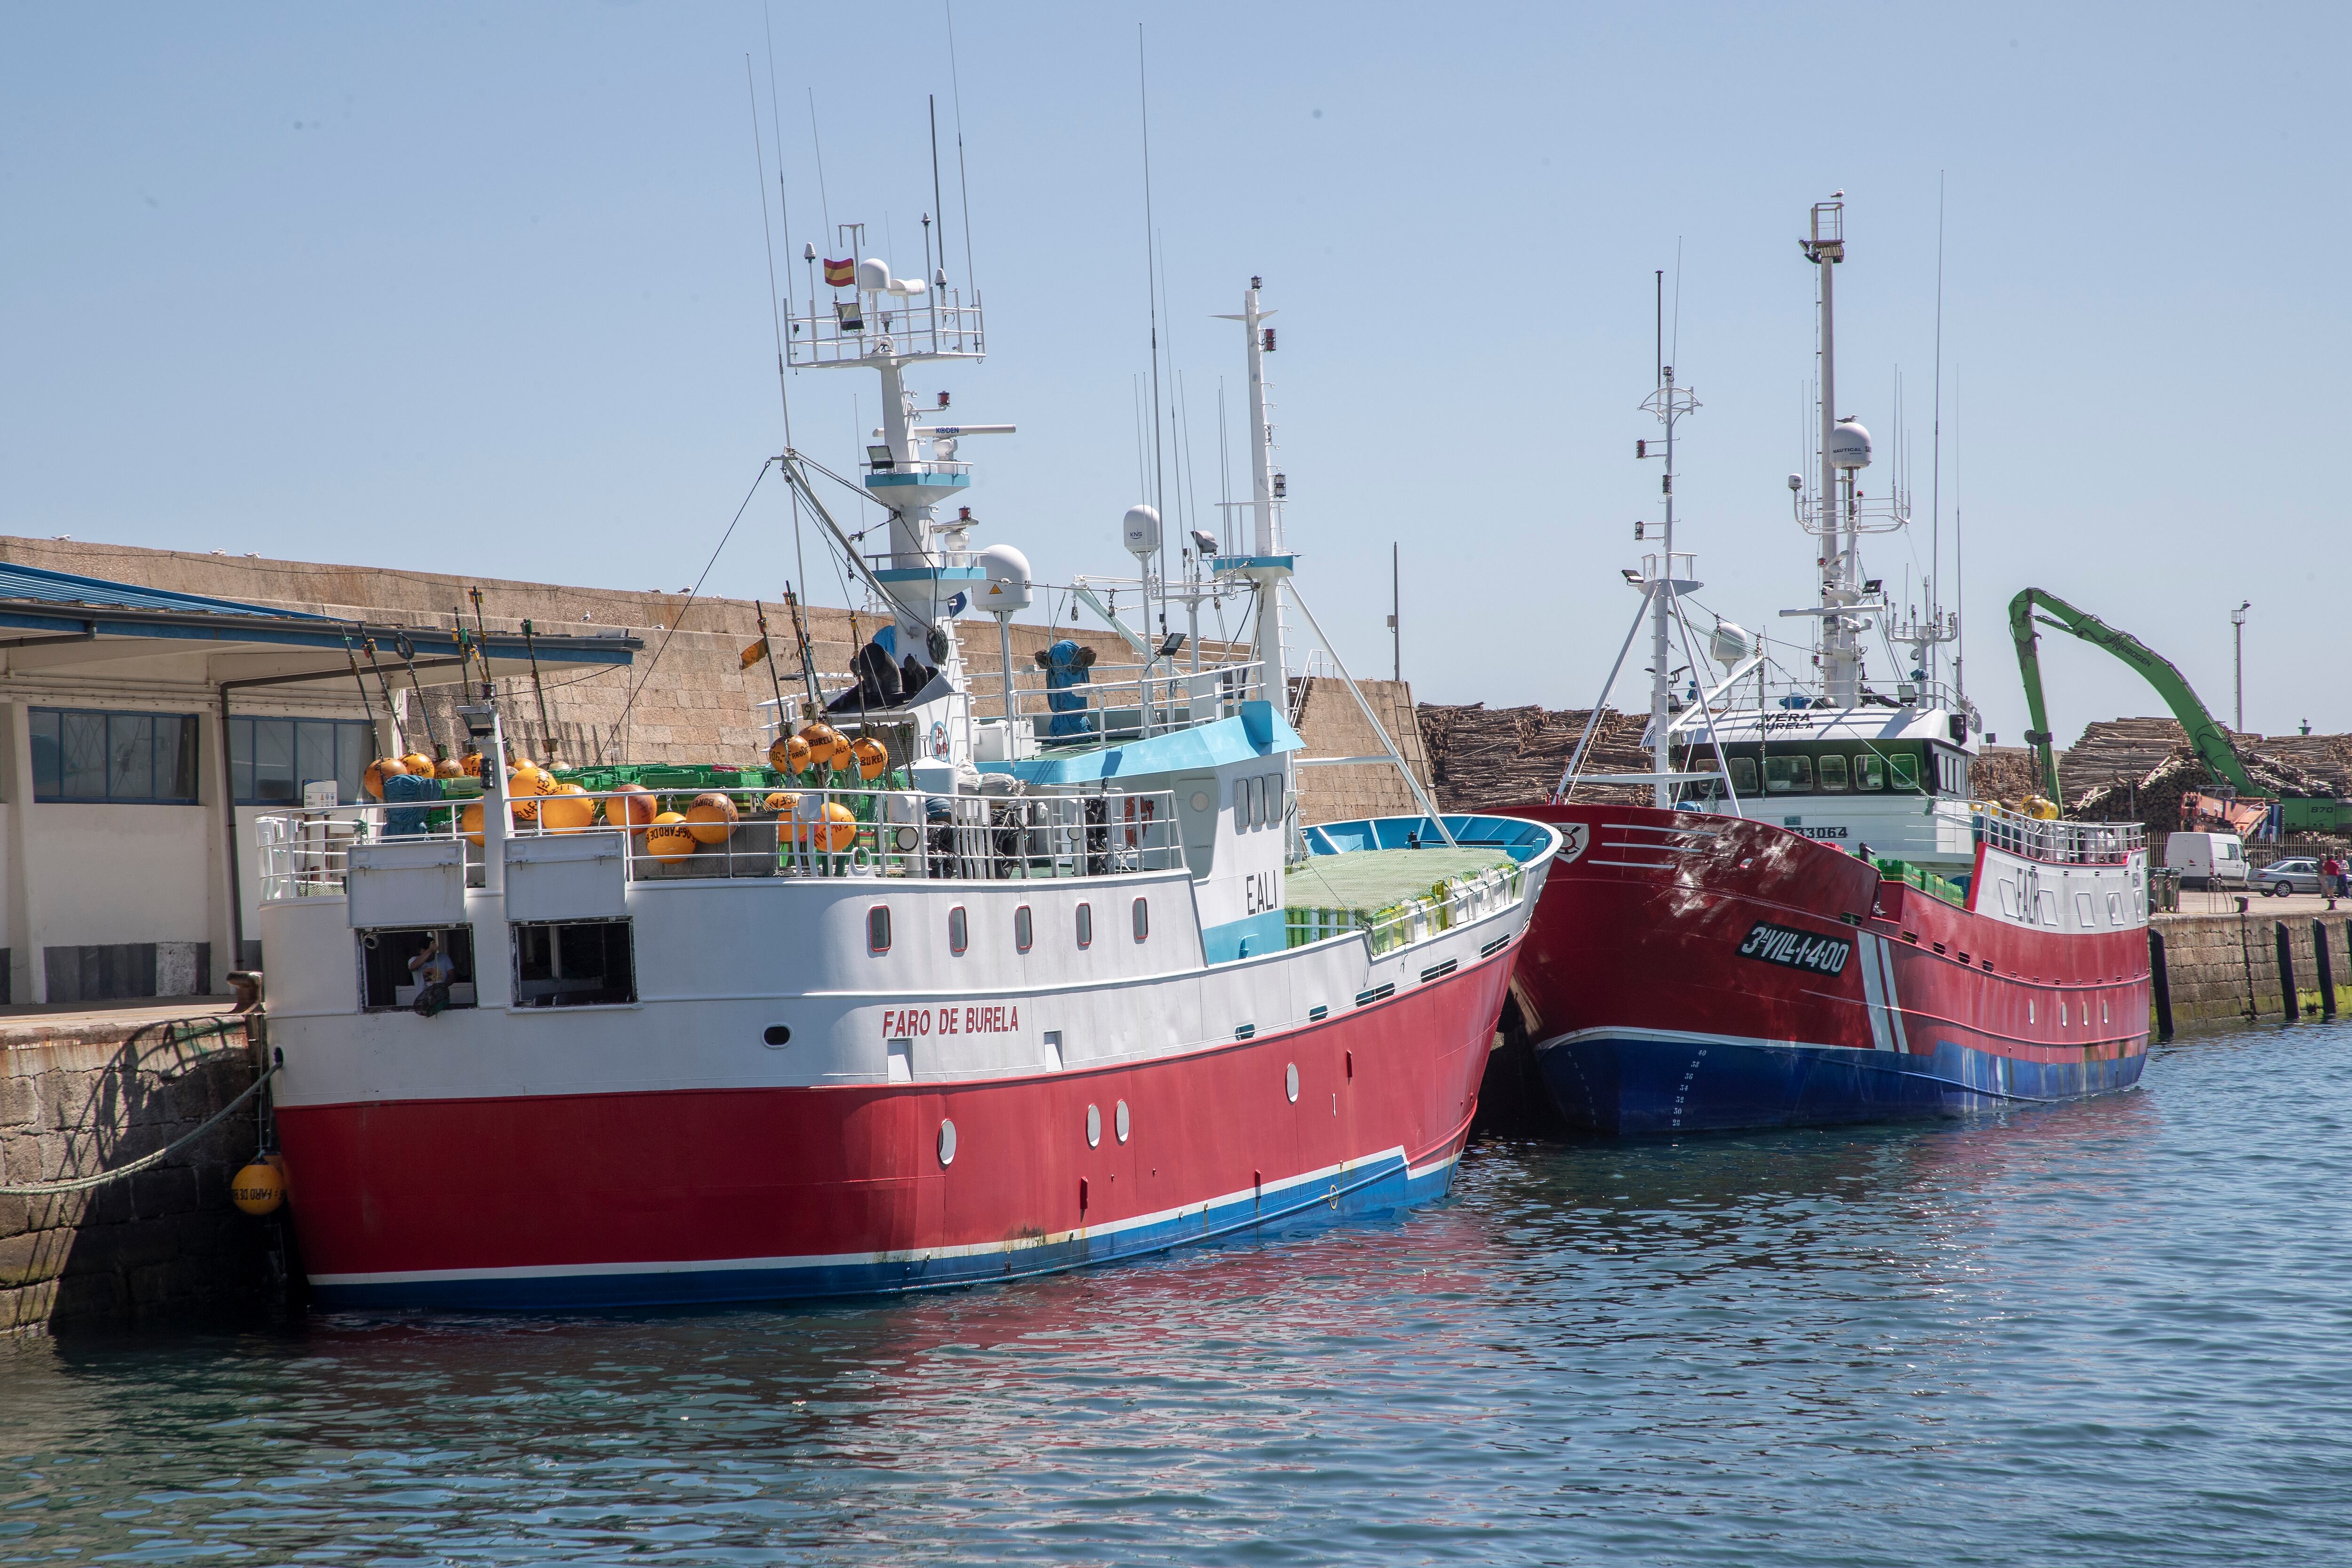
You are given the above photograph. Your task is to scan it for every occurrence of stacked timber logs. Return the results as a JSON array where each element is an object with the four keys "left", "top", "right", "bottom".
[{"left": 1416, "top": 703, "right": 1651, "bottom": 811}]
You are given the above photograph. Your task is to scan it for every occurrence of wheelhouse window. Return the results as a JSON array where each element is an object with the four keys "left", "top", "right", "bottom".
[
  {"left": 1890, "top": 753, "right": 1922, "bottom": 791},
  {"left": 511, "top": 919, "right": 635, "bottom": 1008},
  {"left": 228, "top": 715, "right": 373, "bottom": 805},
  {"left": 1726, "top": 756, "right": 1758, "bottom": 794},
  {"left": 1132, "top": 896, "right": 1149, "bottom": 941},
  {"left": 1075, "top": 901, "right": 1093, "bottom": 948},
  {"left": 1015, "top": 903, "right": 1033, "bottom": 953},
  {"left": 1763, "top": 755, "right": 1813, "bottom": 794},
  {"left": 31, "top": 708, "right": 201, "bottom": 804},
  {"left": 1854, "top": 754, "right": 1886, "bottom": 791},
  {"left": 358, "top": 925, "right": 477, "bottom": 1011},
  {"left": 1816, "top": 755, "right": 1850, "bottom": 792},
  {"left": 948, "top": 905, "right": 969, "bottom": 955}
]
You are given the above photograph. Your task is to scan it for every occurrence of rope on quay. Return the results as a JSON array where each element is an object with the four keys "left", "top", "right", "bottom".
[{"left": 0, "top": 1018, "right": 275, "bottom": 1197}]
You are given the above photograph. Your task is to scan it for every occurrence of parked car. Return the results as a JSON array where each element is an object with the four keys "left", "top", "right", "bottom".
[
  {"left": 2251, "top": 857, "right": 2322, "bottom": 896},
  {"left": 2165, "top": 831, "right": 2249, "bottom": 890}
]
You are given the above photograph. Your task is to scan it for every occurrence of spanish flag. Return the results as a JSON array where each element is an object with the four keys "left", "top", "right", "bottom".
[{"left": 823, "top": 257, "right": 855, "bottom": 288}]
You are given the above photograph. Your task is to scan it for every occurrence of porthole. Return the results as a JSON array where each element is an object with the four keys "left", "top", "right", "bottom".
[
  {"left": 1015, "top": 904, "right": 1033, "bottom": 953},
  {"left": 761, "top": 1024, "right": 791, "bottom": 1048},
  {"left": 938, "top": 1119, "right": 958, "bottom": 1166},
  {"left": 1132, "top": 897, "right": 1149, "bottom": 941},
  {"left": 1190, "top": 790, "right": 1211, "bottom": 812},
  {"left": 867, "top": 905, "right": 892, "bottom": 954},
  {"left": 1076, "top": 901, "right": 1093, "bottom": 949},
  {"left": 1285, "top": 1062, "right": 1299, "bottom": 1103},
  {"left": 1115, "top": 1099, "right": 1130, "bottom": 1143},
  {"left": 1085, "top": 1103, "right": 1102, "bottom": 1147},
  {"left": 948, "top": 905, "right": 969, "bottom": 956}
]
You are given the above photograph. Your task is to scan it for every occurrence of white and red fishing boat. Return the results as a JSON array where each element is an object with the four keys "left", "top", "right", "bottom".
[
  {"left": 1500, "top": 199, "right": 2149, "bottom": 1134},
  {"left": 254, "top": 254, "right": 1557, "bottom": 1309}
]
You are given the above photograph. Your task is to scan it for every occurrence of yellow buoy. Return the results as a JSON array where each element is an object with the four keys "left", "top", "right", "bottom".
[
  {"left": 230, "top": 1158, "right": 286, "bottom": 1216},
  {"left": 762, "top": 791, "right": 793, "bottom": 812},
  {"left": 646, "top": 811, "right": 698, "bottom": 860},
  {"left": 683, "top": 791, "right": 740, "bottom": 844},
  {"left": 539, "top": 783, "right": 596, "bottom": 832},
  {"left": 399, "top": 751, "right": 434, "bottom": 777},
  {"left": 605, "top": 781, "right": 656, "bottom": 832},
  {"left": 458, "top": 750, "right": 485, "bottom": 777},
  {"left": 434, "top": 755, "right": 465, "bottom": 779},
  {"left": 768, "top": 735, "right": 808, "bottom": 773},
  {"left": 851, "top": 735, "right": 889, "bottom": 780},
  {"left": 792, "top": 797, "right": 859, "bottom": 852},
  {"left": 361, "top": 757, "right": 409, "bottom": 800}
]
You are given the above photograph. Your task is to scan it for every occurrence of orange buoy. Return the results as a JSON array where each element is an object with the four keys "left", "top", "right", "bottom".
[
  {"left": 792, "top": 797, "right": 858, "bottom": 853},
  {"left": 230, "top": 1158, "right": 285, "bottom": 1216},
  {"left": 646, "top": 811, "right": 697, "bottom": 860},
  {"left": 761, "top": 791, "right": 793, "bottom": 812},
  {"left": 851, "top": 735, "right": 889, "bottom": 780},
  {"left": 434, "top": 756, "right": 465, "bottom": 779},
  {"left": 607, "top": 782, "right": 657, "bottom": 831},
  {"left": 539, "top": 783, "right": 596, "bottom": 832},
  {"left": 399, "top": 751, "right": 434, "bottom": 777},
  {"left": 361, "top": 757, "right": 409, "bottom": 800},
  {"left": 683, "top": 791, "right": 740, "bottom": 844}
]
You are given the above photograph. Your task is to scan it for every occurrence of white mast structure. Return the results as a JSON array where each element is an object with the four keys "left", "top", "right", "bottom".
[{"left": 1214, "top": 277, "right": 1288, "bottom": 703}]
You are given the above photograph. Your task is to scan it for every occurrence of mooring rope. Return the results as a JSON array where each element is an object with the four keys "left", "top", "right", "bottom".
[{"left": 0, "top": 1030, "right": 274, "bottom": 1198}]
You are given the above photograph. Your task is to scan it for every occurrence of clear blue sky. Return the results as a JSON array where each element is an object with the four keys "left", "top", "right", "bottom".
[{"left": 4, "top": 3, "right": 2345, "bottom": 744}]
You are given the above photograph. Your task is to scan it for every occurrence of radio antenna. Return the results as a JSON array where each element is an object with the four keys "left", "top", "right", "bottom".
[{"left": 945, "top": 0, "right": 977, "bottom": 299}]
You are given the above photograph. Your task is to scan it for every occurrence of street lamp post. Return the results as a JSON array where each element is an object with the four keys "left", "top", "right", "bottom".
[{"left": 2231, "top": 600, "right": 2250, "bottom": 734}]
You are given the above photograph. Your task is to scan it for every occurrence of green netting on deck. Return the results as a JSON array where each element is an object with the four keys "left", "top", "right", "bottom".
[
  {"left": 1285, "top": 847, "right": 1519, "bottom": 954},
  {"left": 1873, "top": 856, "right": 1969, "bottom": 908}
]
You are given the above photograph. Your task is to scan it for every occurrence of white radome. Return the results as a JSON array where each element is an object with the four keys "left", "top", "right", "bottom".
[
  {"left": 976, "top": 543, "right": 1033, "bottom": 614},
  {"left": 1122, "top": 504, "right": 1161, "bottom": 559},
  {"left": 1829, "top": 420, "right": 1873, "bottom": 470}
]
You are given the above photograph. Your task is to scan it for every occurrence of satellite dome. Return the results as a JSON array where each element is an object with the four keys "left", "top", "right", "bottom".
[
  {"left": 1829, "top": 420, "right": 1873, "bottom": 470},
  {"left": 1122, "top": 504, "right": 1161, "bottom": 558},
  {"left": 976, "top": 543, "right": 1033, "bottom": 614}
]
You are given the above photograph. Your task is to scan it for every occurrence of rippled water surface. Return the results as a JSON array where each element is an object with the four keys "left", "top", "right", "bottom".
[{"left": 8, "top": 1021, "right": 2352, "bottom": 1566}]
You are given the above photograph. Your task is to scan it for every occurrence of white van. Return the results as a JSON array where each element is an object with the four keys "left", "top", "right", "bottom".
[{"left": 2166, "top": 831, "right": 2248, "bottom": 890}]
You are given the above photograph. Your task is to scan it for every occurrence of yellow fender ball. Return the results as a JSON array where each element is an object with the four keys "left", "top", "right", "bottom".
[
  {"left": 852, "top": 736, "right": 889, "bottom": 780},
  {"left": 684, "top": 791, "right": 740, "bottom": 844},
  {"left": 231, "top": 1158, "right": 286, "bottom": 1216},
  {"left": 793, "top": 797, "right": 858, "bottom": 852},
  {"left": 399, "top": 751, "right": 435, "bottom": 778},
  {"left": 540, "top": 784, "right": 596, "bottom": 833},
  {"left": 361, "top": 757, "right": 408, "bottom": 800},
  {"left": 646, "top": 811, "right": 698, "bottom": 860}
]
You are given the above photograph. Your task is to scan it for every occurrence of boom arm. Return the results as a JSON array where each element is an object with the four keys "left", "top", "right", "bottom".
[{"left": 2007, "top": 587, "right": 2256, "bottom": 805}]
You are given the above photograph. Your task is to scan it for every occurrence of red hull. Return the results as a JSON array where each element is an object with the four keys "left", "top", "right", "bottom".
[
  {"left": 278, "top": 950, "right": 1515, "bottom": 1307},
  {"left": 1497, "top": 804, "right": 2151, "bottom": 1132}
]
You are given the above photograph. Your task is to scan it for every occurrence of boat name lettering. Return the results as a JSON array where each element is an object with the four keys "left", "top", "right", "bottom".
[
  {"left": 1791, "top": 826, "right": 1849, "bottom": 841},
  {"left": 1736, "top": 921, "right": 1852, "bottom": 976},
  {"left": 880, "top": 1003, "right": 1021, "bottom": 1039},
  {"left": 1244, "top": 870, "right": 1277, "bottom": 915},
  {"left": 1757, "top": 713, "right": 1816, "bottom": 732}
]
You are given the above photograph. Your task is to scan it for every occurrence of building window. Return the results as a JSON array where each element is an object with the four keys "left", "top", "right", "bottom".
[
  {"left": 1076, "top": 901, "right": 1093, "bottom": 948},
  {"left": 1854, "top": 754, "right": 1886, "bottom": 791},
  {"left": 511, "top": 919, "right": 635, "bottom": 1007},
  {"left": 358, "top": 925, "right": 477, "bottom": 1011},
  {"left": 30, "top": 708, "right": 201, "bottom": 804},
  {"left": 1816, "top": 755, "right": 1850, "bottom": 792},
  {"left": 867, "top": 905, "right": 893, "bottom": 954},
  {"left": 948, "top": 905, "right": 969, "bottom": 955},
  {"left": 228, "top": 715, "right": 373, "bottom": 806},
  {"left": 1763, "top": 755, "right": 1813, "bottom": 794},
  {"left": 1132, "top": 897, "right": 1149, "bottom": 941}
]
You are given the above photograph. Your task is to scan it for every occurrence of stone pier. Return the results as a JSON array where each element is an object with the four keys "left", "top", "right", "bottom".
[{"left": 0, "top": 1003, "right": 273, "bottom": 1331}]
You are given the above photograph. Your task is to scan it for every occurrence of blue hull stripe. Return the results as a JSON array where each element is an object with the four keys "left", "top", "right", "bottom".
[
  {"left": 1536, "top": 1030, "right": 2147, "bottom": 1136},
  {"left": 309, "top": 1150, "right": 1459, "bottom": 1312}
]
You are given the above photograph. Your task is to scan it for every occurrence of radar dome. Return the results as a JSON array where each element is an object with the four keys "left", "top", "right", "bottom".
[
  {"left": 1709, "top": 621, "right": 1753, "bottom": 668},
  {"left": 855, "top": 257, "right": 890, "bottom": 291},
  {"left": 975, "top": 543, "right": 1033, "bottom": 614},
  {"left": 1122, "top": 504, "right": 1161, "bottom": 559},
  {"left": 1829, "top": 420, "right": 1873, "bottom": 470}
]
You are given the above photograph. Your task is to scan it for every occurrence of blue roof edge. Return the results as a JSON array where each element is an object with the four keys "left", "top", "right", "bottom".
[
  {"left": 985, "top": 704, "right": 1304, "bottom": 785},
  {"left": 0, "top": 559, "right": 326, "bottom": 620}
]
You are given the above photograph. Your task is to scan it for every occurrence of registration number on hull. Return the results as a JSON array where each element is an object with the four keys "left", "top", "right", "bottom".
[{"left": 1736, "top": 921, "right": 1853, "bottom": 976}]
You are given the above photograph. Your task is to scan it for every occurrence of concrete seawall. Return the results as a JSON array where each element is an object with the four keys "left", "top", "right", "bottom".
[
  {"left": 0, "top": 1005, "right": 274, "bottom": 1331},
  {"left": 2153, "top": 900, "right": 2352, "bottom": 1027}
]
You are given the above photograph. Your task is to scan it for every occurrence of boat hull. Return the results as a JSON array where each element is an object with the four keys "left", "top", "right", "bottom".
[
  {"left": 1496, "top": 803, "right": 2151, "bottom": 1136},
  {"left": 278, "top": 949, "right": 1512, "bottom": 1311}
]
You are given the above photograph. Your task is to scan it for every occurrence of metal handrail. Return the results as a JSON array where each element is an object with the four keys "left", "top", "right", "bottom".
[{"left": 1972, "top": 801, "right": 2144, "bottom": 865}]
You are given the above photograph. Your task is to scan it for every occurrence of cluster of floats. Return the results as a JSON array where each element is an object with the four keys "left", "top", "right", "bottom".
[{"left": 248, "top": 197, "right": 2145, "bottom": 1312}]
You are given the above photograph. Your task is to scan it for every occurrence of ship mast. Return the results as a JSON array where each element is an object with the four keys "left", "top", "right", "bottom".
[
  {"left": 1801, "top": 197, "right": 1868, "bottom": 708},
  {"left": 1639, "top": 275, "right": 1698, "bottom": 809}
]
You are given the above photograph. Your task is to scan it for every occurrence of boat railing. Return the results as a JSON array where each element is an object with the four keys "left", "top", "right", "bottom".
[
  {"left": 1972, "top": 802, "right": 2144, "bottom": 864},
  {"left": 785, "top": 295, "right": 985, "bottom": 367},
  {"left": 254, "top": 783, "right": 1186, "bottom": 900},
  {"left": 1285, "top": 859, "right": 1526, "bottom": 957},
  {"left": 758, "top": 660, "right": 1267, "bottom": 747}
]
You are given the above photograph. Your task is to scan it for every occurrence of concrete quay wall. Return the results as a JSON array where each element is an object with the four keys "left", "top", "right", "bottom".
[
  {"left": 2152, "top": 906, "right": 2352, "bottom": 1026},
  {"left": 0, "top": 1010, "right": 271, "bottom": 1332}
]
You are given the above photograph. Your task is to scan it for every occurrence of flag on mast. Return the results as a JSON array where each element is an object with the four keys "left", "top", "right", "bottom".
[{"left": 823, "top": 258, "right": 855, "bottom": 288}]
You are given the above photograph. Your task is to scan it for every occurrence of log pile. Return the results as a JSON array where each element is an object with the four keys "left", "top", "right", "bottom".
[
  {"left": 1971, "top": 746, "right": 2039, "bottom": 804},
  {"left": 1415, "top": 703, "right": 1651, "bottom": 811},
  {"left": 2071, "top": 743, "right": 2339, "bottom": 825}
]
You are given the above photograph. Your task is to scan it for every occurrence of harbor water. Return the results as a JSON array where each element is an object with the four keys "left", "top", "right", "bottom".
[{"left": 5, "top": 1021, "right": 2349, "bottom": 1566}]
